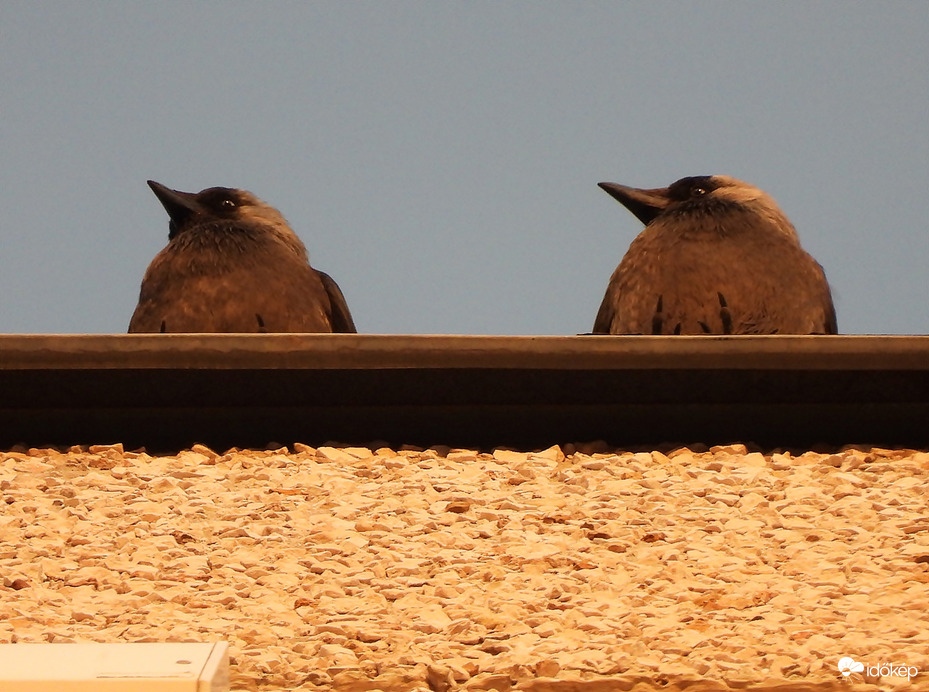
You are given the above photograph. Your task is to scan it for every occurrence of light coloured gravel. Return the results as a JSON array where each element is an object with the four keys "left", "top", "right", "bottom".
[{"left": 1, "top": 443, "right": 928, "bottom": 692}]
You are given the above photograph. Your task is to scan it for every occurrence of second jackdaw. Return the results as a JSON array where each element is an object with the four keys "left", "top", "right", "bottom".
[{"left": 593, "top": 175, "right": 837, "bottom": 335}]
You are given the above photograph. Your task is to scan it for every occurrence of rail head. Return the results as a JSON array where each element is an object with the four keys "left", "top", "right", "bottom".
[{"left": 0, "top": 333, "right": 928, "bottom": 371}]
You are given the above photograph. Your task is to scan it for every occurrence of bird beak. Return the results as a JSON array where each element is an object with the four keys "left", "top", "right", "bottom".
[
  {"left": 598, "top": 182, "right": 670, "bottom": 226},
  {"left": 147, "top": 180, "right": 202, "bottom": 225}
]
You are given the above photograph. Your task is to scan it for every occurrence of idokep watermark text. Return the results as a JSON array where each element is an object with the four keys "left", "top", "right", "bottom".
[{"left": 838, "top": 657, "right": 919, "bottom": 682}]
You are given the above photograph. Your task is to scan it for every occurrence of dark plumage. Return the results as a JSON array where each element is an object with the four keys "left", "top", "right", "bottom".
[
  {"left": 129, "top": 181, "right": 356, "bottom": 333},
  {"left": 593, "top": 175, "right": 837, "bottom": 335}
]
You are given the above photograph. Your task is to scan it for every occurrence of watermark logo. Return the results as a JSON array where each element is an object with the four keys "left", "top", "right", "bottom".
[
  {"left": 837, "top": 657, "right": 864, "bottom": 677},
  {"left": 838, "top": 656, "right": 919, "bottom": 682}
]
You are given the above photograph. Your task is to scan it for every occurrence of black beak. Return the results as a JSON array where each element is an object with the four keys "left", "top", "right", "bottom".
[
  {"left": 598, "top": 182, "right": 671, "bottom": 226},
  {"left": 148, "top": 180, "right": 201, "bottom": 239}
]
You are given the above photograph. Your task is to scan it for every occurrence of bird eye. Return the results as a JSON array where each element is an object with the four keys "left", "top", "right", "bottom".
[
  {"left": 693, "top": 187, "right": 707, "bottom": 196},
  {"left": 220, "top": 198, "right": 236, "bottom": 209}
]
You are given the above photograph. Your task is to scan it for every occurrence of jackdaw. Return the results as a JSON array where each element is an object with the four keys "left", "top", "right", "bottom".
[
  {"left": 593, "top": 175, "right": 837, "bottom": 335},
  {"left": 129, "top": 181, "right": 356, "bottom": 333}
]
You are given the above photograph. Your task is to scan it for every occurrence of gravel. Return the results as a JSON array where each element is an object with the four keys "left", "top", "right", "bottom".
[{"left": 1, "top": 442, "right": 927, "bottom": 691}]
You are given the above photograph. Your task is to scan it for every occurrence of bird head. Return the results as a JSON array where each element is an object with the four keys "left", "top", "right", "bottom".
[
  {"left": 598, "top": 175, "right": 799, "bottom": 241},
  {"left": 147, "top": 180, "right": 308, "bottom": 258}
]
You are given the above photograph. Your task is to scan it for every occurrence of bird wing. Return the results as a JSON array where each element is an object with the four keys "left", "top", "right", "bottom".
[
  {"left": 592, "top": 283, "right": 620, "bottom": 334},
  {"left": 128, "top": 256, "right": 179, "bottom": 333},
  {"left": 815, "top": 261, "right": 839, "bottom": 335},
  {"left": 823, "top": 303, "right": 838, "bottom": 335},
  {"left": 318, "top": 271, "right": 357, "bottom": 333}
]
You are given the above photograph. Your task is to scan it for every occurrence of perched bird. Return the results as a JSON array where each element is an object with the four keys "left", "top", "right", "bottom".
[
  {"left": 129, "top": 181, "right": 356, "bottom": 333},
  {"left": 593, "top": 175, "right": 837, "bottom": 335}
]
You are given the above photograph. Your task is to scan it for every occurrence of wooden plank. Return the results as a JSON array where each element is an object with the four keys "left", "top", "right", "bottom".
[
  {"left": 1, "top": 335, "right": 927, "bottom": 450},
  {"left": 0, "top": 643, "right": 229, "bottom": 692},
  {"left": 0, "top": 334, "right": 928, "bottom": 370}
]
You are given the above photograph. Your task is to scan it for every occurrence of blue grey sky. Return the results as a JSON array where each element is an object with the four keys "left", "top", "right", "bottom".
[{"left": 1, "top": 3, "right": 927, "bottom": 336}]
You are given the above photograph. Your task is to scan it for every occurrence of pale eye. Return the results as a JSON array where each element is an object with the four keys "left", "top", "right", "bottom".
[{"left": 693, "top": 187, "right": 707, "bottom": 196}]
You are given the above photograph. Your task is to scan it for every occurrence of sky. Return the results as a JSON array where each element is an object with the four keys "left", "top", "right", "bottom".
[{"left": 1, "top": 2, "right": 927, "bottom": 336}]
